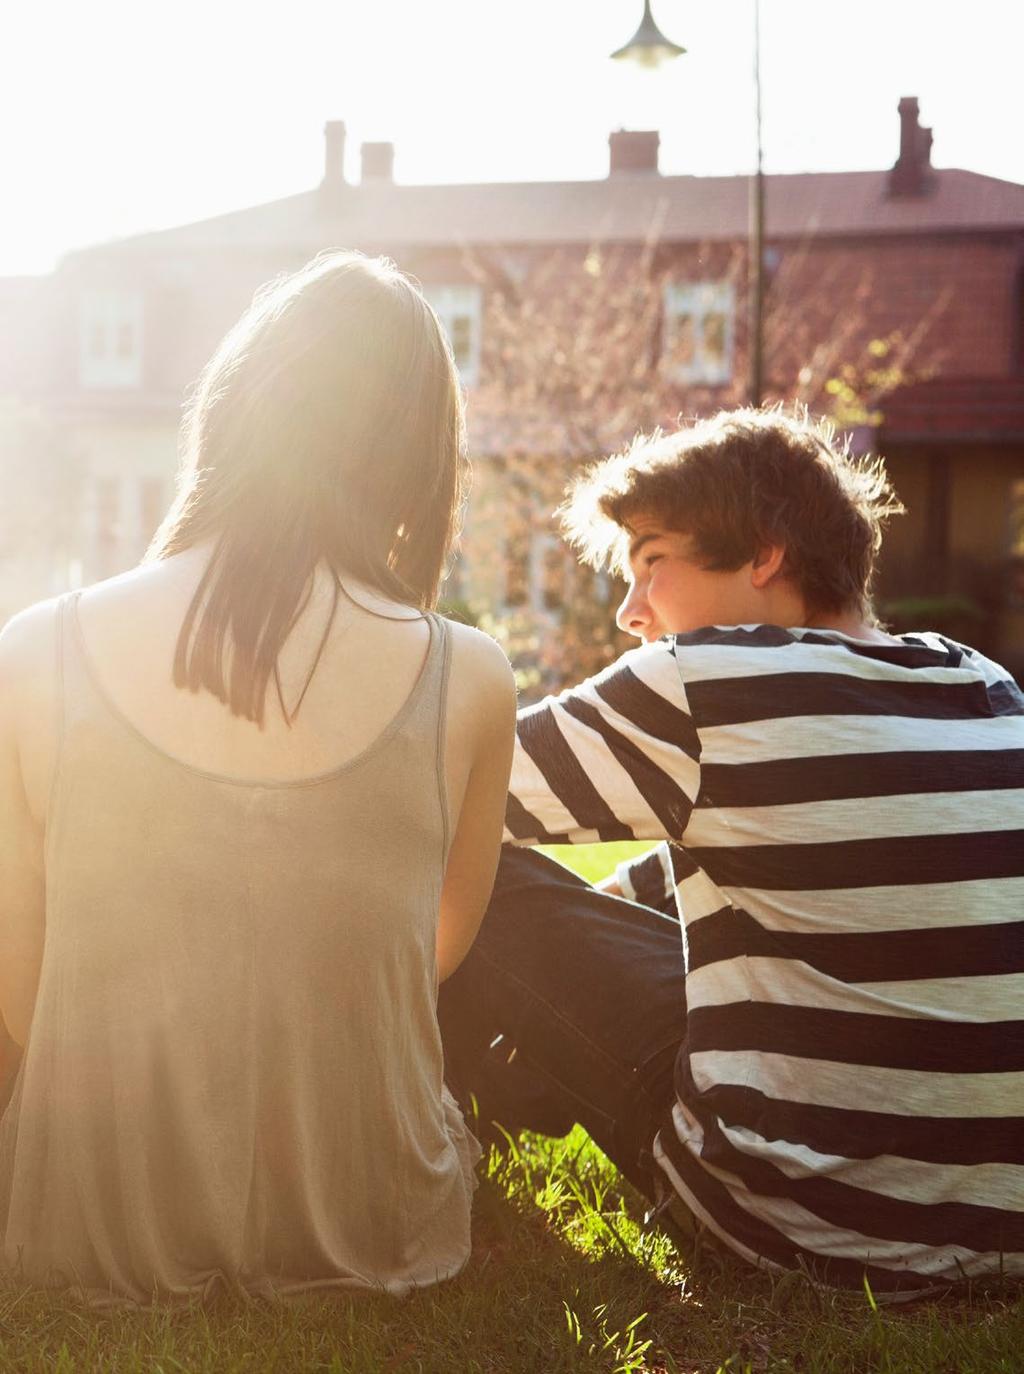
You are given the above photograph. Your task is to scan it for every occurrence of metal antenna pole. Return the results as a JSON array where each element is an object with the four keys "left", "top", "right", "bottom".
[{"left": 748, "top": 0, "right": 765, "bottom": 407}]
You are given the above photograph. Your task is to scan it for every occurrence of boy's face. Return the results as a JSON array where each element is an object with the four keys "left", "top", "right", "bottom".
[{"left": 615, "top": 513, "right": 764, "bottom": 641}]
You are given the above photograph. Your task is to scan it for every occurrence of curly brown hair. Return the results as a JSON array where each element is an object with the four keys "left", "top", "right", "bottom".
[{"left": 559, "top": 408, "right": 905, "bottom": 620}]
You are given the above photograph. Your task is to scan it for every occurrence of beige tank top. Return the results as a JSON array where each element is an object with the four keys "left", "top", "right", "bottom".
[{"left": 0, "top": 592, "right": 479, "bottom": 1305}]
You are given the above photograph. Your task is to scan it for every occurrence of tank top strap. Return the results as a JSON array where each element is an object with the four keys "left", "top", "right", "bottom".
[
  {"left": 56, "top": 589, "right": 105, "bottom": 718},
  {"left": 53, "top": 590, "right": 85, "bottom": 732},
  {"left": 45, "top": 590, "right": 85, "bottom": 826},
  {"left": 403, "top": 612, "right": 453, "bottom": 860}
]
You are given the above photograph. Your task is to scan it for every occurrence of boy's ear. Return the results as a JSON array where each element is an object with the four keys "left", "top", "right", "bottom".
[{"left": 750, "top": 544, "right": 787, "bottom": 589}]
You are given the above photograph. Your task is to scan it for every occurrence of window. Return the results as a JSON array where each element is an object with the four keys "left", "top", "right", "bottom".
[
  {"left": 79, "top": 290, "right": 143, "bottom": 389},
  {"left": 663, "top": 282, "right": 735, "bottom": 386},
  {"left": 423, "top": 285, "right": 482, "bottom": 387}
]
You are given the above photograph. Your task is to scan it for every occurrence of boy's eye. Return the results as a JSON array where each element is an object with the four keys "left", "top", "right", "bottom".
[{"left": 645, "top": 553, "right": 665, "bottom": 568}]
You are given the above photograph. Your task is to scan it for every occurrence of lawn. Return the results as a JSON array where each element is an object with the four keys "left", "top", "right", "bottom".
[
  {"left": 0, "top": 844, "right": 1019, "bottom": 1372},
  {"left": 538, "top": 841, "right": 654, "bottom": 885}
]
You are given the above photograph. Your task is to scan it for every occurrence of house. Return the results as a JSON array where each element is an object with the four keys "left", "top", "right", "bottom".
[{"left": 2, "top": 96, "right": 1022, "bottom": 677}]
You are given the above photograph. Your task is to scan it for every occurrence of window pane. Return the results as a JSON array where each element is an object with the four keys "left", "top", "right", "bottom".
[
  {"left": 703, "top": 312, "right": 726, "bottom": 367},
  {"left": 670, "top": 314, "right": 695, "bottom": 369},
  {"left": 79, "top": 290, "right": 143, "bottom": 388},
  {"left": 422, "top": 285, "right": 481, "bottom": 384},
  {"left": 664, "top": 282, "right": 734, "bottom": 384}
]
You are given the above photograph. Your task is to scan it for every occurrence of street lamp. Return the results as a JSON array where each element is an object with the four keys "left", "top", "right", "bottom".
[
  {"left": 610, "top": 0, "right": 686, "bottom": 66},
  {"left": 611, "top": 1, "right": 765, "bottom": 408}
]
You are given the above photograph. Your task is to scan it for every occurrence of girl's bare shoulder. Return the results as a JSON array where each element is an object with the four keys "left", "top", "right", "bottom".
[
  {"left": 0, "top": 596, "right": 64, "bottom": 691},
  {"left": 444, "top": 620, "right": 517, "bottom": 728},
  {"left": 446, "top": 620, "right": 514, "bottom": 685}
]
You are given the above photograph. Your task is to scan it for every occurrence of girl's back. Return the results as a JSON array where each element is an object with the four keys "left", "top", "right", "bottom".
[
  {"left": 0, "top": 558, "right": 506, "bottom": 1303},
  {"left": 0, "top": 252, "right": 516, "bottom": 1303}
]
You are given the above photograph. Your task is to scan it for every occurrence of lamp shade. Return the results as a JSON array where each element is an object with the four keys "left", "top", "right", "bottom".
[{"left": 610, "top": 0, "right": 686, "bottom": 68}]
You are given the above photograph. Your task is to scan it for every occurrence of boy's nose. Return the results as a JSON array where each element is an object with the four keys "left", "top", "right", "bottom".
[{"left": 616, "top": 585, "right": 651, "bottom": 638}]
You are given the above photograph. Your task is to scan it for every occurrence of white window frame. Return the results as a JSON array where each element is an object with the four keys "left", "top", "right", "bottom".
[
  {"left": 78, "top": 289, "right": 143, "bottom": 389},
  {"left": 663, "top": 281, "right": 735, "bottom": 386},
  {"left": 424, "top": 285, "right": 482, "bottom": 387}
]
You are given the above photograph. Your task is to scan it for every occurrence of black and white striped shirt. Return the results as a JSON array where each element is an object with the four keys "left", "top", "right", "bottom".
[{"left": 505, "top": 625, "right": 1024, "bottom": 1293}]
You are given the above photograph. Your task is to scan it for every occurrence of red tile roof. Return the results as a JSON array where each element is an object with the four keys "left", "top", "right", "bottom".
[
  {"left": 72, "top": 167, "right": 1024, "bottom": 260},
  {"left": 879, "top": 377, "right": 1024, "bottom": 443}
]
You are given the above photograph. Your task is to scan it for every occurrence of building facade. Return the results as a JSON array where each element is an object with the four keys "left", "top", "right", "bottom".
[{"left": 2, "top": 97, "right": 1023, "bottom": 679}]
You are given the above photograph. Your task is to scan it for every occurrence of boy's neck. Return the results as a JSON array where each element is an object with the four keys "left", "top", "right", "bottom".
[{"left": 801, "top": 607, "right": 895, "bottom": 644}]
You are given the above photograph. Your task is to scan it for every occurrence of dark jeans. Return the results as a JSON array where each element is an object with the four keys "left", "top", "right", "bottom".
[{"left": 438, "top": 847, "right": 687, "bottom": 1200}]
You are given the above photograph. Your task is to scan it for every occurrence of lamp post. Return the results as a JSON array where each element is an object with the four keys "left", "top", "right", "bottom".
[{"left": 611, "top": 0, "right": 765, "bottom": 407}]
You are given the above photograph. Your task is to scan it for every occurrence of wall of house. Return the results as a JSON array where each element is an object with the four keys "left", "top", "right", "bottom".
[
  {"left": 60, "top": 414, "right": 180, "bottom": 586},
  {"left": 462, "top": 231, "right": 1020, "bottom": 414},
  {"left": 34, "top": 228, "right": 1023, "bottom": 432},
  {"left": 766, "top": 233, "right": 1020, "bottom": 382},
  {"left": 951, "top": 445, "right": 1024, "bottom": 670},
  {"left": 875, "top": 440, "right": 1024, "bottom": 671},
  {"left": 4, "top": 212, "right": 1022, "bottom": 679},
  {"left": 879, "top": 448, "right": 931, "bottom": 565}
]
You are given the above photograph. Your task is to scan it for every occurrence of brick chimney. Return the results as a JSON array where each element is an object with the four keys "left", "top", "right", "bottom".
[
  {"left": 361, "top": 141, "right": 394, "bottom": 183},
  {"left": 609, "top": 129, "right": 660, "bottom": 177},
  {"left": 888, "top": 97, "right": 933, "bottom": 196},
  {"left": 322, "top": 120, "right": 347, "bottom": 188}
]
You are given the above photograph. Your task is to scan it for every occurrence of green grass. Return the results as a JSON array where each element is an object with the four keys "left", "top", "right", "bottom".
[
  {"left": 0, "top": 843, "right": 1020, "bottom": 1371},
  {"left": 538, "top": 841, "right": 654, "bottom": 886},
  {"left": 0, "top": 1133, "right": 1020, "bottom": 1371}
]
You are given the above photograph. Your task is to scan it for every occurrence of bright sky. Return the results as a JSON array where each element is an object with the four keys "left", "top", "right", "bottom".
[{"left": 3, "top": 0, "right": 1021, "bottom": 276}]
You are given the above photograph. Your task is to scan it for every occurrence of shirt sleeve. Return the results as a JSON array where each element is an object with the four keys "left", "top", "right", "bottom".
[
  {"left": 504, "top": 641, "right": 701, "bottom": 846},
  {"left": 616, "top": 841, "right": 671, "bottom": 906},
  {"left": 616, "top": 839, "right": 701, "bottom": 914}
]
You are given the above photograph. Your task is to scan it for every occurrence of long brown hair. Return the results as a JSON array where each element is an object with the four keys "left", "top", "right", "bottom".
[{"left": 148, "top": 250, "right": 468, "bottom": 725}]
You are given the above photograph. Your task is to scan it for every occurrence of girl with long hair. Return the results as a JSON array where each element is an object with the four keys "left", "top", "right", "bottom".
[{"left": 0, "top": 251, "right": 515, "bottom": 1303}]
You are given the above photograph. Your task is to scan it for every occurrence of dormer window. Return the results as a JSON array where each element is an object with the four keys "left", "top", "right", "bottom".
[
  {"left": 663, "top": 282, "right": 735, "bottom": 386},
  {"left": 424, "top": 285, "right": 482, "bottom": 387},
  {"left": 79, "top": 290, "right": 143, "bottom": 389}
]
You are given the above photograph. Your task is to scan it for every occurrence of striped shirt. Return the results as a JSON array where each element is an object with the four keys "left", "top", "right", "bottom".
[{"left": 504, "top": 625, "right": 1024, "bottom": 1293}]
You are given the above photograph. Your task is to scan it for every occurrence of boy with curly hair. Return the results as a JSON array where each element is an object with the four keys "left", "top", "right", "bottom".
[{"left": 441, "top": 408, "right": 1024, "bottom": 1296}]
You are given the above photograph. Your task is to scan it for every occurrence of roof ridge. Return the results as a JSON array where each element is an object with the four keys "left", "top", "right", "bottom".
[{"left": 60, "top": 165, "right": 1024, "bottom": 263}]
